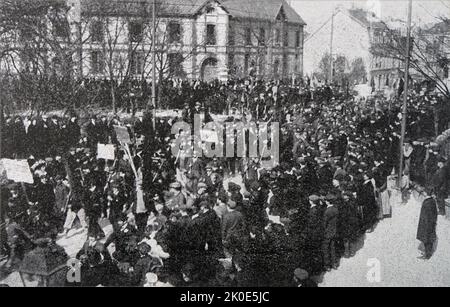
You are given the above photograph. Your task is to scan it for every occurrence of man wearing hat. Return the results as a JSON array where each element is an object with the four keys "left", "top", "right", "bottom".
[
  {"left": 416, "top": 185, "right": 438, "bottom": 260},
  {"left": 317, "top": 154, "right": 334, "bottom": 190},
  {"left": 228, "top": 182, "right": 243, "bottom": 206},
  {"left": 322, "top": 194, "right": 339, "bottom": 270},
  {"left": 432, "top": 156, "right": 449, "bottom": 216},
  {"left": 410, "top": 138, "right": 428, "bottom": 183},
  {"left": 358, "top": 173, "right": 378, "bottom": 233},
  {"left": 85, "top": 115, "right": 100, "bottom": 150},
  {"left": 304, "top": 194, "right": 324, "bottom": 275},
  {"left": 65, "top": 114, "right": 81, "bottom": 148},
  {"left": 130, "top": 241, "right": 163, "bottom": 286},
  {"left": 166, "top": 182, "right": 186, "bottom": 212},
  {"left": 31, "top": 174, "right": 57, "bottom": 225},
  {"left": 54, "top": 175, "right": 70, "bottom": 231},
  {"left": 292, "top": 129, "right": 310, "bottom": 159},
  {"left": 221, "top": 199, "right": 247, "bottom": 258}
]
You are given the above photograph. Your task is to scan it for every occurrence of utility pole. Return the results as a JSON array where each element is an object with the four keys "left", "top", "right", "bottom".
[
  {"left": 398, "top": 0, "right": 413, "bottom": 187},
  {"left": 0, "top": 74, "right": 4, "bottom": 259},
  {"left": 150, "top": 0, "right": 157, "bottom": 130},
  {"left": 329, "top": 8, "right": 335, "bottom": 84}
]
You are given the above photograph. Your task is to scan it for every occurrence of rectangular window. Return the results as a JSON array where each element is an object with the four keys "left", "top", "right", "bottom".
[
  {"left": 229, "top": 26, "right": 235, "bottom": 46},
  {"left": 295, "top": 30, "right": 301, "bottom": 48},
  {"left": 283, "top": 30, "right": 289, "bottom": 47},
  {"left": 129, "top": 21, "right": 144, "bottom": 43},
  {"left": 244, "top": 54, "right": 250, "bottom": 74},
  {"left": 91, "top": 21, "right": 104, "bottom": 43},
  {"left": 91, "top": 51, "right": 104, "bottom": 74},
  {"left": 130, "top": 51, "right": 144, "bottom": 75},
  {"left": 206, "top": 24, "right": 216, "bottom": 45},
  {"left": 228, "top": 53, "right": 234, "bottom": 69},
  {"left": 245, "top": 28, "right": 252, "bottom": 46},
  {"left": 275, "top": 29, "right": 281, "bottom": 45},
  {"left": 258, "top": 57, "right": 265, "bottom": 75},
  {"left": 168, "top": 53, "right": 184, "bottom": 77},
  {"left": 283, "top": 54, "right": 288, "bottom": 76},
  {"left": 258, "top": 28, "right": 265, "bottom": 46},
  {"left": 168, "top": 22, "right": 182, "bottom": 44}
]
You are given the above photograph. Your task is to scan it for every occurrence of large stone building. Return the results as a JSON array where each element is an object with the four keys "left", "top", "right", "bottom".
[{"left": 68, "top": 0, "right": 306, "bottom": 82}]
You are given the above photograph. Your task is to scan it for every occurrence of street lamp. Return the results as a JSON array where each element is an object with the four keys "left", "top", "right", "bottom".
[{"left": 18, "top": 239, "right": 69, "bottom": 287}]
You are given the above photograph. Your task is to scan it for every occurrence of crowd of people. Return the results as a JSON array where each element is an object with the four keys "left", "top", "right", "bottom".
[{"left": 0, "top": 78, "right": 449, "bottom": 287}]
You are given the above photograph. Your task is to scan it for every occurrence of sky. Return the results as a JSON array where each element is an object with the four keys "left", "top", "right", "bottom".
[{"left": 291, "top": 0, "right": 449, "bottom": 34}]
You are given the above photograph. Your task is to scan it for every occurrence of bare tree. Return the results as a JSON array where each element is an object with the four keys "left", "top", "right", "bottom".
[
  {"left": 0, "top": 0, "right": 93, "bottom": 113},
  {"left": 371, "top": 18, "right": 449, "bottom": 98}
]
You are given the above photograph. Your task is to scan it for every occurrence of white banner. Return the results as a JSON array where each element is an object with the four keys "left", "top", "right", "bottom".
[
  {"left": 200, "top": 129, "right": 219, "bottom": 143},
  {"left": 97, "top": 144, "right": 116, "bottom": 161},
  {"left": 0, "top": 159, "right": 34, "bottom": 184}
]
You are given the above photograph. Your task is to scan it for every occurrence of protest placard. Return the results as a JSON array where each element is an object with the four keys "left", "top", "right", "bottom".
[
  {"left": 200, "top": 129, "right": 219, "bottom": 143},
  {"left": 97, "top": 144, "right": 116, "bottom": 161},
  {"left": 0, "top": 159, "right": 34, "bottom": 184},
  {"left": 114, "top": 125, "right": 132, "bottom": 144}
]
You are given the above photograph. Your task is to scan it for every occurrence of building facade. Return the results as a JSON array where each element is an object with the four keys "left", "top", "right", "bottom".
[
  {"left": 71, "top": 0, "right": 306, "bottom": 82},
  {"left": 419, "top": 20, "right": 450, "bottom": 91},
  {"left": 303, "top": 7, "right": 406, "bottom": 94},
  {"left": 303, "top": 7, "right": 372, "bottom": 83}
]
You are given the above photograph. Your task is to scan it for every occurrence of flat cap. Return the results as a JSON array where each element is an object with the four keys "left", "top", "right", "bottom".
[{"left": 309, "top": 195, "right": 321, "bottom": 202}]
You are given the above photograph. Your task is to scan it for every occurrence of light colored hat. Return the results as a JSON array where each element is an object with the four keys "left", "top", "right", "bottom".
[
  {"left": 145, "top": 273, "right": 158, "bottom": 283},
  {"left": 294, "top": 268, "right": 309, "bottom": 280}
]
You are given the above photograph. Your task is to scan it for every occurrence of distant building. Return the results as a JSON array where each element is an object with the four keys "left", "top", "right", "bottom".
[
  {"left": 304, "top": 7, "right": 373, "bottom": 84},
  {"left": 419, "top": 19, "right": 450, "bottom": 90},
  {"left": 304, "top": 7, "right": 405, "bottom": 94}
]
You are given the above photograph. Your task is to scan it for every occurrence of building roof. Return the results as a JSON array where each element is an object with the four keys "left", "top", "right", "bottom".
[
  {"left": 346, "top": 7, "right": 384, "bottom": 29},
  {"left": 220, "top": 0, "right": 306, "bottom": 25},
  {"left": 80, "top": 0, "right": 306, "bottom": 24}
]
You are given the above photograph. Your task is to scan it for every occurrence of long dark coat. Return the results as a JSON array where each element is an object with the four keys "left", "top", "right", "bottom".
[
  {"left": 357, "top": 181, "right": 378, "bottom": 229},
  {"left": 417, "top": 197, "right": 438, "bottom": 244}
]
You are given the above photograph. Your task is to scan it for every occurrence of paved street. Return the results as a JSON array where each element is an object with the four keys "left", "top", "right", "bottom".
[{"left": 322, "top": 190, "right": 450, "bottom": 287}]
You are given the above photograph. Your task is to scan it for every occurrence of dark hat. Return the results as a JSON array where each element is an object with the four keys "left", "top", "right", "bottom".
[
  {"left": 55, "top": 175, "right": 64, "bottom": 181},
  {"left": 249, "top": 181, "right": 260, "bottom": 192},
  {"left": 137, "top": 242, "right": 152, "bottom": 254},
  {"left": 438, "top": 156, "right": 447, "bottom": 163},
  {"left": 218, "top": 194, "right": 229, "bottom": 203},
  {"left": 325, "top": 194, "right": 337, "bottom": 201},
  {"left": 228, "top": 182, "right": 241, "bottom": 192}
]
